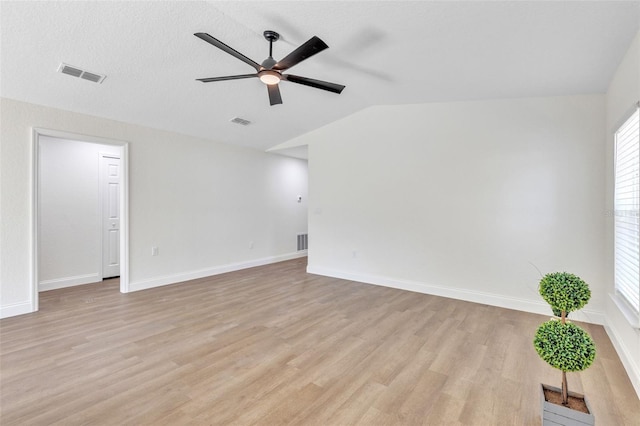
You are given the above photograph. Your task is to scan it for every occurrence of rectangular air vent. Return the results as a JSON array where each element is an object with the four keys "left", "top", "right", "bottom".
[
  {"left": 297, "top": 233, "right": 308, "bottom": 251},
  {"left": 57, "top": 63, "right": 106, "bottom": 84},
  {"left": 230, "top": 117, "right": 251, "bottom": 126}
]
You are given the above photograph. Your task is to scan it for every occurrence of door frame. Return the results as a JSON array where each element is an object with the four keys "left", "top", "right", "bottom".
[{"left": 32, "top": 128, "right": 130, "bottom": 311}]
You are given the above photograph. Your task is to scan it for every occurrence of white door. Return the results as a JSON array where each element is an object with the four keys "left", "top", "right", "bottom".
[{"left": 101, "top": 155, "right": 120, "bottom": 278}]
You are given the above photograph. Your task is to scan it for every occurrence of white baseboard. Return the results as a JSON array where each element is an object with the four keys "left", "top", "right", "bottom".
[
  {"left": 129, "top": 251, "right": 307, "bottom": 292},
  {"left": 606, "top": 294, "right": 640, "bottom": 398},
  {"left": 306, "top": 265, "right": 605, "bottom": 325},
  {"left": 39, "top": 273, "right": 102, "bottom": 292},
  {"left": 604, "top": 323, "right": 640, "bottom": 399},
  {"left": 0, "top": 300, "right": 35, "bottom": 319}
]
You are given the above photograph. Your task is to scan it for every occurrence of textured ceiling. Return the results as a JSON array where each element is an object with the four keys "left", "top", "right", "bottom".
[{"left": 1, "top": 1, "right": 639, "bottom": 158}]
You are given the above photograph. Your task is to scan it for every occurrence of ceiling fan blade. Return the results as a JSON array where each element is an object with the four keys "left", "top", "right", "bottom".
[
  {"left": 267, "top": 84, "right": 283, "bottom": 106},
  {"left": 197, "top": 74, "right": 257, "bottom": 83},
  {"left": 195, "top": 33, "right": 261, "bottom": 71},
  {"left": 283, "top": 74, "right": 345, "bottom": 94},
  {"left": 272, "top": 36, "right": 328, "bottom": 71}
]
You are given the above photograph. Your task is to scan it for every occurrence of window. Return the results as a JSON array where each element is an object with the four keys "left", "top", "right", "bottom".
[{"left": 614, "top": 105, "right": 640, "bottom": 324}]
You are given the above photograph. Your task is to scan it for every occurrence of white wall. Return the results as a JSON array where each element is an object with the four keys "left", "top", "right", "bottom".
[
  {"left": 38, "top": 136, "right": 120, "bottom": 290},
  {"left": 304, "top": 95, "right": 606, "bottom": 323},
  {"left": 0, "top": 98, "right": 308, "bottom": 317},
  {"left": 604, "top": 30, "right": 640, "bottom": 397}
]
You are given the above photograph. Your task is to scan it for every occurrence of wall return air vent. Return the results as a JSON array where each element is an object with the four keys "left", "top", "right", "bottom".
[
  {"left": 57, "top": 63, "right": 106, "bottom": 84},
  {"left": 297, "top": 233, "right": 308, "bottom": 251}
]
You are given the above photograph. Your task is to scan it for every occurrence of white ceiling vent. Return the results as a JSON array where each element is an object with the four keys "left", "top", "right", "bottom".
[
  {"left": 230, "top": 117, "right": 251, "bottom": 126},
  {"left": 57, "top": 63, "right": 106, "bottom": 84}
]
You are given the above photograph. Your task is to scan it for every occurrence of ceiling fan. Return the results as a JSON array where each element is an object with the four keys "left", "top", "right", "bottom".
[{"left": 195, "top": 30, "right": 345, "bottom": 106}]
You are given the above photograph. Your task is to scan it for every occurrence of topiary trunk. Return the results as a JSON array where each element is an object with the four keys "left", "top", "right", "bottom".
[{"left": 552, "top": 307, "right": 568, "bottom": 318}]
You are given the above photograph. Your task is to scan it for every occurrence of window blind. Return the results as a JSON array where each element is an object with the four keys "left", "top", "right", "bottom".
[{"left": 614, "top": 107, "right": 640, "bottom": 314}]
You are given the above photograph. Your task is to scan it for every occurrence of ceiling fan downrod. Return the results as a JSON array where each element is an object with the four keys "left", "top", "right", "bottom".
[{"left": 263, "top": 30, "right": 279, "bottom": 59}]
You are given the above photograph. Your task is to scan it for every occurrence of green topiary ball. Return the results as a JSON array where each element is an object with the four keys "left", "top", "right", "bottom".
[
  {"left": 533, "top": 319, "right": 596, "bottom": 372},
  {"left": 539, "top": 272, "right": 591, "bottom": 315}
]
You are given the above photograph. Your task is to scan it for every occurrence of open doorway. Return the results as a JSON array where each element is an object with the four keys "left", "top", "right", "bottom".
[{"left": 32, "top": 128, "right": 129, "bottom": 311}]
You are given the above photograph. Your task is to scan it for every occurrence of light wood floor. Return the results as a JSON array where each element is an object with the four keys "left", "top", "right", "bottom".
[{"left": 1, "top": 258, "right": 639, "bottom": 425}]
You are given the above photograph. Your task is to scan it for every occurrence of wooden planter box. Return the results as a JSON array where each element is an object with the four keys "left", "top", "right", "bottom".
[{"left": 540, "top": 384, "right": 594, "bottom": 426}]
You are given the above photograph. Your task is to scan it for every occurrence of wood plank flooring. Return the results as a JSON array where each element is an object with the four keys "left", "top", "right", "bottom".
[{"left": 1, "top": 258, "right": 639, "bottom": 425}]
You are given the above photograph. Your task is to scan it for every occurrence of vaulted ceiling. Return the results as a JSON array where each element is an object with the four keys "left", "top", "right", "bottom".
[{"left": 1, "top": 1, "right": 638, "bottom": 158}]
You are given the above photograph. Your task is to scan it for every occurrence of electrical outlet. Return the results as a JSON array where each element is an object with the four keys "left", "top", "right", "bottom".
[{"left": 151, "top": 246, "right": 159, "bottom": 256}]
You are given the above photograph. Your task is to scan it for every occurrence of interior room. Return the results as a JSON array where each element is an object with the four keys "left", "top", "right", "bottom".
[{"left": 1, "top": 1, "right": 639, "bottom": 424}]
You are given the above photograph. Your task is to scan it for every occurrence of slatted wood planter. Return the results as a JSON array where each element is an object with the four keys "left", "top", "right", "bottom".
[{"left": 541, "top": 384, "right": 594, "bottom": 426}]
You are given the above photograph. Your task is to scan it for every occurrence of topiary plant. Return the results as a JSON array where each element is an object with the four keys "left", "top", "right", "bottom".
[
  {"left": 539, "top": 272, "right": 591, "bottom": 318},
  {"left": 533, "top": 272, "right": 596, "bottom": 406}
]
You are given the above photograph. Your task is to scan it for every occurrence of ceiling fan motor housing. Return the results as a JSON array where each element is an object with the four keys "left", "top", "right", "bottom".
[{"left": 261, "top": 57, "right": 277, "bottom": 69}]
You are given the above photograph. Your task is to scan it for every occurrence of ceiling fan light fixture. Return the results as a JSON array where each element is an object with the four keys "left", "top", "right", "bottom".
[{"left": 258, "top": 70, "right": 281, "bottom": 85}]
